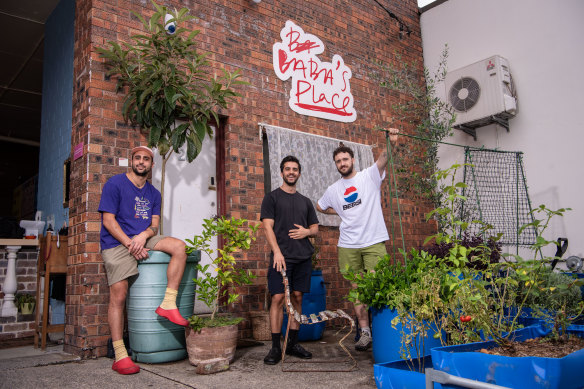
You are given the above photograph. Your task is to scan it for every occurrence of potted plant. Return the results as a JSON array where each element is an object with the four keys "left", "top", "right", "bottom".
[
  {"left": 515, "top": 265, "right": 584, "bottom": 331},
  {"left": 16, "top": 293, "right": 36, "bottom": 315},
  {"left": 97, "top": 1, "right": 246, "bottom": 233},
  {"left": 427, "top": 204, "right": 584, "bottom": 389},
  {"left": 184, "top": 216, "right": 259, "bottom": 367},
  {"left": 369, "top": 164, "right": 584, "bottom": 388}
]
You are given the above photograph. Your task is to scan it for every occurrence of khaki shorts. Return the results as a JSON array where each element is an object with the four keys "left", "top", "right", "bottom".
[
  {"left": 102, "top": 235, "right": 166, "bottom": 286},
  {"left": 338, "top": 242, "right": 387, "bottom": 274}
]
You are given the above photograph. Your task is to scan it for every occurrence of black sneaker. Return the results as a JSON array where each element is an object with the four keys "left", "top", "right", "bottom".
[
  {"left": 285, "top": 343, "right": 312, "bottom": 359},
  {"left": 264, "top": 347, "right": 282, "bottom": 365}
]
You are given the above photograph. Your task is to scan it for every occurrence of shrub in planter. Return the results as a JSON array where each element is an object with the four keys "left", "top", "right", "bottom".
[
  {"left": 424, "top": 233, "right": 501, "bottom": 271},
  {"left": 184, "top": 216, "right": 258, "bottom": 367}
]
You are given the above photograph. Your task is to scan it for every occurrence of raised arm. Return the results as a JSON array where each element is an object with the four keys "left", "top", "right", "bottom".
[{"left": 375, "top": 128, "right": 399, "bottom": 175}]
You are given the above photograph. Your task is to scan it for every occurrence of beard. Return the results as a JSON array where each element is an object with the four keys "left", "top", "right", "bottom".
[
  {"left": 337, "top": 164, "right": 354, "bottom": 177},
  {"left": 132, "top": 164, "right": 151, "bottom": 177},
  {"left": 283, "top": 175, "right": 299, "bottom": 186}
]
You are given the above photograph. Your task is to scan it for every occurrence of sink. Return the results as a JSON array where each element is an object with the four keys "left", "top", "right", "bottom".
[{"left": 19, "top": 220, "right": 46, "bottom": 238}]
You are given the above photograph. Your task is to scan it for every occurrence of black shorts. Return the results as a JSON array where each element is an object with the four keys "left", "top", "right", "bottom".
[{"left": 268, "top": 257, "right": 311, "bottom": 295}]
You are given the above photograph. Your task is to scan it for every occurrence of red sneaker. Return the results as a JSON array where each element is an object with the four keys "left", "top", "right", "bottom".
[
  {"left": 155, "top": 306, "right": 189, "bottom": 326},
  {"left": 112, "top": 357, "right": 140, "bottom": 375}
]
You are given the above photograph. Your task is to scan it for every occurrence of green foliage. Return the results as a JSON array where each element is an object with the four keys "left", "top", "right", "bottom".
[
  {"left": 185, "top": 216, "right": 259, "bottom": 322},
  {"left": 187, "top": 315, "right": 244, "bottom": 332},
  {"left": 506, "top": 205, "right": 583, "bottom": 339},
  {"left": 344, "top": 249, "right": 439, "bottom": 310},
  {"left": 97, "top": 1, "right": 247, "bottom": 233},
  {"left": 377, "top": 45, "right": 456, "bottom": 217},
  {"left": 97, "top": 1, "right": 245, "bottom": 162},
  {"left": 15, "top": 293, "right": 36, "bottom": 307},
  {"left": 345, "top": 163, "right": 580, "bottom": 370}
]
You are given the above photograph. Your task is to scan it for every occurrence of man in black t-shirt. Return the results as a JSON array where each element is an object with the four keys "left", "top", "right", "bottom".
[{"left": 260, "top": 155, "right": 319, "bottom": 365}]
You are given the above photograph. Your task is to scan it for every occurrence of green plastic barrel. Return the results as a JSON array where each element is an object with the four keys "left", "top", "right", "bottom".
[{"left": 127, "top": 250, "right": 200, "bottom": 363}]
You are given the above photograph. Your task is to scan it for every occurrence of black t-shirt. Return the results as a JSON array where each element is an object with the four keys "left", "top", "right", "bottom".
[{"left": 260, "top": 188, "right": 319, "bottom": 262}]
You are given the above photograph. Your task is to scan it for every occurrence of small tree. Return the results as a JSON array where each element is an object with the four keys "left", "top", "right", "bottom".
[
  {"left": 98, "top": 1, "right": 246, "bottom": 232},
  {"left": 185, "top": 216, "right": 259, "bottom": 330}
]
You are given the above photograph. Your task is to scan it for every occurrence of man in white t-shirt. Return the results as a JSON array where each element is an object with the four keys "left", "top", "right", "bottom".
[{"left": 316, "top": 131, "right": 397, "bottom": 351}]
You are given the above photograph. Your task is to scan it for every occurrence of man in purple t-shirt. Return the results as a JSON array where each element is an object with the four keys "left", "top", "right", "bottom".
[{"left": 98, "top": 146, "right": 187, "bottom": 375}]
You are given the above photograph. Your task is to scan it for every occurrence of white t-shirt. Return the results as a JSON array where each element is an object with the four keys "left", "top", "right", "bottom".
[{"left": 318, "top": 165, "right": 389, "bottom": 248}]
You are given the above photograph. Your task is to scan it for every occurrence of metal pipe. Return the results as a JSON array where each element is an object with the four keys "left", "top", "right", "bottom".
[{"left": 425, "top": 368, "right": 511, "bottom": 389}]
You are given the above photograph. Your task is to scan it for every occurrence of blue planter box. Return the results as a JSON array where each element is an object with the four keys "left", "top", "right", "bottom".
[
  {"left": 371, "top": 306, "right": 442, "bottom": 364},
  {"left": 431, "top": 324, "right": 584, "bottom": 389},
  {"left": 374, "top": 356, "right": 443, "bottom": 389}
]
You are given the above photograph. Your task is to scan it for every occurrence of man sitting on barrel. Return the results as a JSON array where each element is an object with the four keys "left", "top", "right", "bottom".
[{"left": 98, "top": 145, "right": 188, "bottom": 375}]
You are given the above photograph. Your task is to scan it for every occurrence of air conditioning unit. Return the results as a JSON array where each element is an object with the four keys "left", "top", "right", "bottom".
[{"left": 445, "top": 55, "right": 517, "bottom": 131}]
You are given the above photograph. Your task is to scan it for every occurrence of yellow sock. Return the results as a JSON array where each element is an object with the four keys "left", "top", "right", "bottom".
[
  {"left": 113, "top": 339, "right": 128, "bottom": 362},
  {"left": 159, "top": 288, "right": 178, "bottom": 310}
]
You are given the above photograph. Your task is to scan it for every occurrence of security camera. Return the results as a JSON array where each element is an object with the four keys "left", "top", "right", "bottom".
[{"left": 164, "top": 14, "right": 176, "bottom": 35}]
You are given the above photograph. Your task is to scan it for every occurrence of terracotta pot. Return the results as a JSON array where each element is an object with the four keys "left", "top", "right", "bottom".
[{"left": 185, "top": 324, "right": 238, "bottom": 366}]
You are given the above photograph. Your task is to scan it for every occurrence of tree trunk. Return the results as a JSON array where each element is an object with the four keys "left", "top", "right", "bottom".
[{"left": 159, "top": 150, "right": 173, "bottom": 235}]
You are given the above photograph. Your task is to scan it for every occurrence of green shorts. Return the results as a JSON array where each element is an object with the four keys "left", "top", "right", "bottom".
[
  {"left": 338, "top": 242, "right": 387, "bottom": 274},
  {"left": 101, "top": 235, "right": 166, "bottom": 286}
]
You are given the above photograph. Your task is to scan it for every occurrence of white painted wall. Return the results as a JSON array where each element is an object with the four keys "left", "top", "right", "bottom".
[
  {"left": 152, "top": 133, "right": 218, "bottom": 314},
  {"left": 420, "top": 0, "right": 584, "bottom": 264}
]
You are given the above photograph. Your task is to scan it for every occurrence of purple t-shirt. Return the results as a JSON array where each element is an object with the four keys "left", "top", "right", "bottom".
[{"left": 98, "top": 174, "right": 161, "bottom": 250}]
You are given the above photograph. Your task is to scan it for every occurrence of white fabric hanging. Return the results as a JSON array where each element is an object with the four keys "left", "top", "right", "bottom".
[{"left": 260, "top": 123, "right": 374, "bottom": 227}]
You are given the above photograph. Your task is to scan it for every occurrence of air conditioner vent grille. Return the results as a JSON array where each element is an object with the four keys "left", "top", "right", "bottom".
[{"left": 449, "top": 77, "right": 481, "bottom": 112}]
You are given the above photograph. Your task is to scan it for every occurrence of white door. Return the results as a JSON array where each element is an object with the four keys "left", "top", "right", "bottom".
[{"left": 152, "top": 127, "right": 217, "bottom": 314}]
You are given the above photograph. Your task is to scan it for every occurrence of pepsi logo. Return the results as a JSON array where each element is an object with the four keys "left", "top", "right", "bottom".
[{"left": 343, "top": 186, "right": 358, "bottom": 203}]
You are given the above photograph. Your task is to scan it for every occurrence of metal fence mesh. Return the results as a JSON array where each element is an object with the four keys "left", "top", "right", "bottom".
[{"left": 461, "top": 149, "right": 537, "bottom": 247}]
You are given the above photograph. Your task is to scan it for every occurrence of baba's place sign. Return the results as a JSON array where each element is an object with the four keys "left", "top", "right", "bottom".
[{"left": 273, "top": 20, "right": 357, "bottom": 123}]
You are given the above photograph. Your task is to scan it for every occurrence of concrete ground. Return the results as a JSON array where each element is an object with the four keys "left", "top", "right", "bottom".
[{"left": 0, "top": 329, "right": 377, "bottom": 389}]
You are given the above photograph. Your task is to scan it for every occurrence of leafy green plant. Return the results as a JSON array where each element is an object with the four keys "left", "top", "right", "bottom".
[
  {"left": 15, "top": 293, "right": 36, "bottom": 307},
  {"left": 185, "top": 216, "right": 259, "bottom": 328},
  {"left": 187, "top": 315, "right": 244, "bottom": 332},
  {"left": 377, "top": 45, "right": 456, "bottom": 217},
  {"left": 98, "top": 1, "right": 246, "bottom": 232},
  {"left": 507, "top": 205, "right": 584, "bottom": 339}
]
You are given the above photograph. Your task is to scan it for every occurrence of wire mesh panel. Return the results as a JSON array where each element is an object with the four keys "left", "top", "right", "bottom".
[{"left": 461, "top": 149, "right": 537, "bottom": 247}]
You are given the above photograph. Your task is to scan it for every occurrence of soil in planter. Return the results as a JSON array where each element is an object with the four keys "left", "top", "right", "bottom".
[{"left": 479, "top": 336, "right": 584, "bottom": 358}]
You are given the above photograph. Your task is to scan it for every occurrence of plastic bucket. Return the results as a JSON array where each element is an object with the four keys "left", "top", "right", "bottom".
[
  {"left": 282, "top": 269, "right": 326, "bottom": 341},
  {"left": 127, "top": 250, "right": 200, "bottom": 363},
  {"left": 371, "top": 306, "right": 442, "bottom": 364}
]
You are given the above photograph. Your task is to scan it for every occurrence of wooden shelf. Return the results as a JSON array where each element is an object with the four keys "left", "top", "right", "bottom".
[{"left": 0, "top": 238, "right": 39, "bottom": 246}]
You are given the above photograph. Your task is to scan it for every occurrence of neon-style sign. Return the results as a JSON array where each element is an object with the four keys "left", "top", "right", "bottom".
[{"left": 273, "top": 20, "right": 357, "bottom": 123}]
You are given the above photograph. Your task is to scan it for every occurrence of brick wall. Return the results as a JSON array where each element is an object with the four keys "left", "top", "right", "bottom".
[
  {"left": 0, "top": 248, "right": 38, "bottom": 340},
  {"left": 66, "top": 0, "right": 433, "bottom": 357}
]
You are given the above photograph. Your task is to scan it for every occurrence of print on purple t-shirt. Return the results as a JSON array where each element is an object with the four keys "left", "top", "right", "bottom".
[{"left": 98, "top": 174, "right": 161, "bottom": 250}]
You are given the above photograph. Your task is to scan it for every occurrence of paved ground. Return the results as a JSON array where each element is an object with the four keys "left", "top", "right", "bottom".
[{"left": 0, "top": 329, "right": 377, "bottom": 389}]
